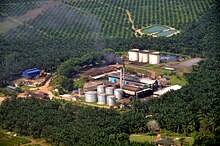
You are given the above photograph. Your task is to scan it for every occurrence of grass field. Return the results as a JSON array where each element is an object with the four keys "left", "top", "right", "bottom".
[
  {"left": 143, "top": 64, "right": 187, "bottom": 86},
  {"left": 130, "top": 134, "right": 156, "bottom": 143},
  {"left": 144, "top": 64, "right": 171, "bottom": 75},
  {"left": 0, "top": 131, "right": 31, "bottom": 146},
  {"left": 0, "top": 128, "right": 50, "bottom": 146},
  {"left": 130, "top": 133, "right": 194, "bottom": 145},
  {"left": 170, "top": 75, "right": 187, "bottom": 86}
]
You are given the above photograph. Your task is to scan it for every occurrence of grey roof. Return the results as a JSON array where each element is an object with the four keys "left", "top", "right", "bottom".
[{"left": 154, "top": 138, "right": 176, "bottom": 145}]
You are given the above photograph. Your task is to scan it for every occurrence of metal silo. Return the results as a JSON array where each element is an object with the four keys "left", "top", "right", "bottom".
[
  {"left": 105, "top": 87, "right": 114, "bottom": 95},
  {"left": 97, "top": 85, "right": 105, "bottom": 94},
  {"left": 149, "top": 51, "right": 160, "bottom": 64},
  {"left": 97, "top": 93, "right": 106, "bottom": 105},
  {"left": 139, "top": 50, "right": 149, "bottom": 63},
  {"left": 128, "top": 49, "right": 139, "bottom": 61},
  {"left": 85, "top": 91, "right": 97, "bottom": 103},
  {"left": 107, "top": 95, "right": 116, "bottom": 107},
  {"left": 114, "top": 89, "right": 123, "bottom": 99}
]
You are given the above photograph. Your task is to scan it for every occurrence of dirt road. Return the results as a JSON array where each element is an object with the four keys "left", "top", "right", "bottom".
[{"left": 0, "top": 96, "right": 6, "bottom": 105}]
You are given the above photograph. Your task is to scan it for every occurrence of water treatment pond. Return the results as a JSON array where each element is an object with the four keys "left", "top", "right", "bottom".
[
  {"left": 141, "top": 25, "right": 169, "bottom": 34},
  {"left": 160, "top": 54, "right": 183, "bottom": 63},
  {"left": 157, "top": 30, "right": 177, "bottom": 37}
]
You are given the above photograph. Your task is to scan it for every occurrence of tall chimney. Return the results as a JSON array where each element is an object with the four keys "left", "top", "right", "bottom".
[{"left": 120, "top": 68, "right": 122, "bottom": 89}]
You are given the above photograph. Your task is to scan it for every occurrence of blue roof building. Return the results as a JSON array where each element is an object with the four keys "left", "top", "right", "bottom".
[{"left": 22, "top": 68, "right": 41, "bottom": 78}]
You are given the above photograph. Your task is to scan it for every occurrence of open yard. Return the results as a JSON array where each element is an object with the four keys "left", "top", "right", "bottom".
[{"left": 172, "top": 58, "right": 203, "bottom": 69}]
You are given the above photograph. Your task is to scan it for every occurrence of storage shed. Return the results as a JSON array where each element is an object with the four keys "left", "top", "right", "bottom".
[{"left": 22, "top": 68, "right": 40, "bottom": 78}]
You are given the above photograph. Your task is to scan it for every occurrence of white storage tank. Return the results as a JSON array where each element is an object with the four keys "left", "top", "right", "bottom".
[
  {"left": 139, "top": 50, "right": 149, "bottom": 63},
  {"left": 149, "top": 51, "right": 160, "bottom": 64},
  {"left": 97, "top": 85, "right": 105, "bottom": 94},
  {"left": 105, "top": 87, "right": 114, "bottom": 95},
  {"left": 114, "top": 89, "right": 123, "bottom": 99},
  {"left": 85, "top": 91, "right": 97, "bottom": 103},
  {"left": 128, "top": 49, "right": 139, "bottom": 61},
  {"left": 97, "top": 93, "right": 106, "bottom": 105},
  {"left": 107, "top": 95, "right": 116, "bottom": 107}
]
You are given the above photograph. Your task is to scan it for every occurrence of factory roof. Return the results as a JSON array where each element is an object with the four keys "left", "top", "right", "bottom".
[
  {"left": 109, "top": 73, "right": 141, "bottom": 83},
  {"left": 23, "top": 68, "right": 40, "bottom": 74},
  {"left": 25, "top": 91, "right": 49, "bottom": 99},
  {"left": 83, "top": 66, "right": 117, "bottom": 78},
  {"left": 22, "top": 68, "right": 41, "bottom": 78},
  {"left": 154, "top": 85, "right": 181, "bottom": 96},
  {"left": 122, "top": 85, "right": 141, "bottom": 92},
  {"left": 122, "top": 85, "right": 151, "bottom": 96},
  {"left": 154, "top": 138, "right": 176, "bottom": 145},
  {"left": 139, "top": 78, "right": 156, "bottom": 85},
  {"left": 162, "top": 67, "right": 176, "bottom": 71}
]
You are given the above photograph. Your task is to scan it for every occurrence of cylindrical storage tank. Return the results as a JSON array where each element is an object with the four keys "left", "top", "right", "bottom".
[
  {"left": 85, "top": 91, "right": 97, "bottom": 103},
  {"left": 114, "top": 89, "right": 123, "bottom": 99},
  {"left": 97, "top": 93, "right": 106, "bottom": 105},
  {"left": 105, "top": 87, "right": 114, "bottom": 95},
  {"left": 97, "top": 85, "right": 105, "bottom": 94},
  {"left": 139, "top": 50, "right": 149, "bottom": 63},
  {"left": 128, "top": 49, "right": 139, "bottom": 61},
  {"left": 107, "top": 95, "right": 116, "bottom": 107},
  {"left": 149, "top": 51, "right": 160, "bottom": 64}
]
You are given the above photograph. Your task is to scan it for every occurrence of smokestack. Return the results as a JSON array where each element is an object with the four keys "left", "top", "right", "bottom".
[
  {"left": 123, "top": 65, "right": 125, "bottom": 84},
  {"left": 120, "top": 68, "right": 122, "bottom": 89},
  {"left": 121, "top": 56, "right": 125, "bottom": 85}
]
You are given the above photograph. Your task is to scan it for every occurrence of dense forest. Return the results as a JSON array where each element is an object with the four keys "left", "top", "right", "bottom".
[
  {"left": 0, "top": 97, "right": 154, "bottom": 146},
  {"left": 0, "top": 0, "right": 220, "bottom": 145}
]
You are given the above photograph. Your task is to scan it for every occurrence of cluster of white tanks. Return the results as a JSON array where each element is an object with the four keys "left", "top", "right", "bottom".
[
  {"left": 85, "top": 85, "right": 123, "bottom": 107},
  {"left": 128, "top": 49, "right": 160, "bottom": 64}
]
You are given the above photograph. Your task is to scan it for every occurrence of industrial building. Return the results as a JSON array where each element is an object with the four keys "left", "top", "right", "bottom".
[
  {"left": 108, "top": 72, "right": 157, "bottom": 88},
  {"left": 128, "top": 49, "right": 160, "bottom": 64},
  {"left": 22, "top": 68, "right": 41, "bottom": 79},
  {"left": 83, "top": 70, "right": 159, "bottom": 106},
  {"left": 153, "top": 85, "right": 181, "bottom": 97},
  {"left": 23, "top": 91, "right": 49, "bottom": 99},
  {"left": 108, "top": 72, "right": 140, "bottom": 85},
  {"left": 122, "top": 85, "right": 153, "bottom": 98},
  {"left": 82, "top": 66, "right": 117, "bottom": 80}
]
